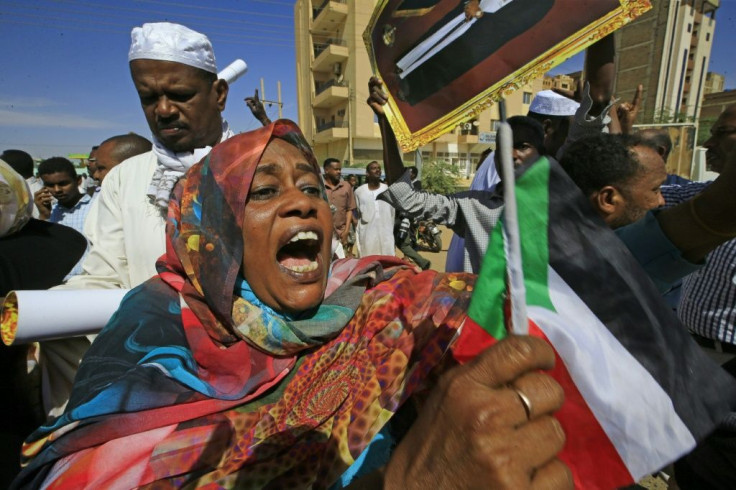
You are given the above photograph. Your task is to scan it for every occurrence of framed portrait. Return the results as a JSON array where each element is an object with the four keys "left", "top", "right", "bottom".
[{"left": 363, "top": 0, "right": 652, "bottom": 151}]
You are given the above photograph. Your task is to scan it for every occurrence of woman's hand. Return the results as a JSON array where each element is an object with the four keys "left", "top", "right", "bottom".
[
  {"left": 367, "top": 76, "right": 388, "bottom": 118},
  {"left": 464, "top": 0, "right": 484, "bottom": 21},
  {"left": 385, "top": 335, "right": 571, "bottom": 489}
]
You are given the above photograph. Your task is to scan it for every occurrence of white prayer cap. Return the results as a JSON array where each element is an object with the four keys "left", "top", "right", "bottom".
[
  {"left": 128, "top": 22, "right": 217, "bottom": 74},
  {"left": 528, "top": 90, "right": 580, "bottom": 116}
]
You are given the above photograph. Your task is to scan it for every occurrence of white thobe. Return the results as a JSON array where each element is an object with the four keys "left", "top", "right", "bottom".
[
  {"left": 354, "top": 183, "right": 395, "bottom": 257},
  {"left": 72, "top": 150, "right": 166, "bottom": 289},
  {"left": 41, "top": 151, "right": 166, "bottom": 417}
]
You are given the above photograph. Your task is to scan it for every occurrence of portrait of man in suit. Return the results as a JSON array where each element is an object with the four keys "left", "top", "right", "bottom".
[
  {"left": 366, "top": 0, "right": 639, "bottom": 146},
  {"left": 395, "top": 0, "right": 555, "bottom": 106}
]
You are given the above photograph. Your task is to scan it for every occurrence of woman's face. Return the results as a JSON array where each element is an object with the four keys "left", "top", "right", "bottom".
[{"left": 241, "top": 139, "right": 333, "bottom": 315}]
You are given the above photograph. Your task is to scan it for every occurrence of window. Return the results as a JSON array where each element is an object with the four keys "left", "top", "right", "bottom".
[
  {"left": 522, "top": 92, "right": 532, "bottom": 104},
  {"left": 687, "top": 23, "right": 692, "bottom": 32},
  {"left": 706, "top": 32, "right": 711, "bottom": 41}
]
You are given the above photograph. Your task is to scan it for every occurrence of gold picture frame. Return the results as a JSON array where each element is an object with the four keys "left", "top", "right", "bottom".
[{"left": 363, "top": 0, "right": 652, "bottom": 151}]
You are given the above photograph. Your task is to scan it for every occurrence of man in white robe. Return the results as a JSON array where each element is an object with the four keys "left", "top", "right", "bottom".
[
  {"left": 39, "top": 22, "right": 233, "bottom": 417},
  {"left": 354, "top": 161, "right": 395, "bottom": 257}
]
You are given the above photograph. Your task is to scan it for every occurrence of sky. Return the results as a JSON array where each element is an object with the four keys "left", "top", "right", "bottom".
[{"left": 2, "top": 0, "right": 736, "bottom": 160}]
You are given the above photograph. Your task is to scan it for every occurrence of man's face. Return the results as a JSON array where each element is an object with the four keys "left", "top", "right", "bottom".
[
  {"left": 543, "top": 116, "right": 570, "bottom": 159},
  {"left": 366, "top": 162, "right": 382, "bottom": 182},
  {"left": 41, "top": 171, "right": 82, "bottom": 208},
  {"left": 87, "top": 149, "right": 98, "bottom": 181},
  {"left": 92, "top": 141, "right": 119, "bottom": 184},
  {"left": 324, "top": 161, "right": 342, "bottom": 185},
  {"left": 703, "top": 105, "right": 736, "bottom": 174},
  {"left": 494, "top": 129, "right": 541, "bottom": 176},
  {"left": 612, "top": 146, "right": 667, "bottom": 228},
  {"left": 130, "top": 59, "right": 228, "bottom": 153}
]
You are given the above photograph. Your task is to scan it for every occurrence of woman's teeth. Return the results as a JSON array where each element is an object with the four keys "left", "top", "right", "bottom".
[
  {"left": 289, "top": 231, "right": 318, "bottom": 243},
  {"left": 285, "top": 261, "right": 319, "bottom": 273}
]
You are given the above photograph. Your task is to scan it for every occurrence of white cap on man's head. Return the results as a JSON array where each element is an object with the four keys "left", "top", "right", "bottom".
[
  {"left": 528, "top": 90, "right": 579, "bottom": 116},
  {"left": 128, "top": 22, "right": 217, "bottom": 74}
]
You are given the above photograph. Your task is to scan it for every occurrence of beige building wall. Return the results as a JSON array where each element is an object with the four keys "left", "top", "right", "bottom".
[
  {"left": 704, "top": 71, "right": 725, "bottom": 94},
  {"left": 614, "top": 0, "right": 718, "bottom": 123},
  {"left": 295, "top": 0, "right": 548, "bottom": 173},
  {"left": 700, "top": 89, "right": 736, "bottom": 119},
  {"left": 543, "top": 74, "right": 577, "bottom": 92}
]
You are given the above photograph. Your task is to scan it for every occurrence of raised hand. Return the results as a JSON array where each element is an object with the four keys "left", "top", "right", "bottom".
[
  {"left": 615, "top": 84, "right": 643, "bottom": 135},
  {"left": 367, "top": 76, "right": 388, "bottom": 118},
  {"left": 245, "top": 89, "right": 272, "bottom": 126}
]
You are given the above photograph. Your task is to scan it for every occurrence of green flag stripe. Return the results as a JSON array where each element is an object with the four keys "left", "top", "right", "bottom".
[
  {"left": 467, "top": 157, "right": 555, "bottom": 338},
  {"left": 516, "top": 157, "right": 555, "bottom": 311},
  {"left": 467, "top": 214, "right": 508, "bottom": 338}
]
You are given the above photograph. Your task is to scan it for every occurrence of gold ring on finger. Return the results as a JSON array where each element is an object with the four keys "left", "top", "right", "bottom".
[{"left": 513, "top": 387, "right": 532, "bottom": 420}]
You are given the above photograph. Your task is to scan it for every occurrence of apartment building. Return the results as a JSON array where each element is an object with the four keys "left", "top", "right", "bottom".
[{"left": 614, "top": 0, "right": 719, "bottom": 123}]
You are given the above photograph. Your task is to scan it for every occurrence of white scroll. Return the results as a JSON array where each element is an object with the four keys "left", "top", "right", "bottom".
[{"left": 1, "top": 289, "right": 131, "bottom": 345}]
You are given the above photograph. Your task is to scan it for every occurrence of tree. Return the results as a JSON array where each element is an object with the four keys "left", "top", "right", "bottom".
[{"left": 421, "top": 160, "right": 460, "bottom": 195}]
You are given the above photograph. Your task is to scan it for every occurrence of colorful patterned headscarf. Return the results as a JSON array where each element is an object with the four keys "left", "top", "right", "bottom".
[
  {"left": 15, "top": 121, "right": 475, "bottom": 489},
  {"left": 0, "top": 159, "right": 34, "bottom": 237},
  {"left": 160, "top": 120, "right": 320, "bottom": 342}
]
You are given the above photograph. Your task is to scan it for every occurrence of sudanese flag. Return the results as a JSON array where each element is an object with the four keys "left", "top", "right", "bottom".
[{"left": 453, "top": 157, "right": 736, "bottom": 489}]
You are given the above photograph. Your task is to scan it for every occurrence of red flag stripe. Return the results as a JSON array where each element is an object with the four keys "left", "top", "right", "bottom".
[
  {"left": 452, "top": 317, "right": 498, "bottom": 364},
  {"left": 526, "top": 319, "right": 632, "bottom": 489}
]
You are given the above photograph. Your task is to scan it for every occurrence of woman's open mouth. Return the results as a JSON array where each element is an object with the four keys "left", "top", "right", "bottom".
[{"left": 276, "top": 230, "right": 323, "bottom": 277}]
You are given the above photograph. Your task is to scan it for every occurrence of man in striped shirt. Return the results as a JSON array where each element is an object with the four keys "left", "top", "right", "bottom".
[
  {"left": 661, "top": 104, "right": 736, "bottom": 365},
  {"left": 33, "top": 157, "right": 96, "bottom": 279}
]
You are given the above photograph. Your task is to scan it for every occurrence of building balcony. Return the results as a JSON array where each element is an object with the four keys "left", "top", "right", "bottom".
[
  {"left": 313, "top": 79, "right": 348, "bottom": 108},
  {"left": 314, "top": 120, "right": 349, "bottom": 144},
  {"left": 313, "top": 40, "right": 348, "bottom": 73},
  {"left": 457, "top": 134, "right": 479, "bottom": 144},
  {"left": 312, "top": 0, "right": 348, "bottom": 35}
]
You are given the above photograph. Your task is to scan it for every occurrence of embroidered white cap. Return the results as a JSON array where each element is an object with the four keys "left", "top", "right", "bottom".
[
  {"left": 128, "top": 22, "right": 217, "bottom": 74},
  {"left": 528, "top": 90, "right": 580, "bottom": 116}
]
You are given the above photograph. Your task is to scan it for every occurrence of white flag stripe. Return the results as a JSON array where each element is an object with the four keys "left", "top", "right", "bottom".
[{"left": 528, "top": 267, "right": 695, "bottom": 481}]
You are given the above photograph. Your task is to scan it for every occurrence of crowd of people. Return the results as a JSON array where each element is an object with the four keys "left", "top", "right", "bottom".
[{"left": 0, "top": 17, "right": 735, "bottom": 490}]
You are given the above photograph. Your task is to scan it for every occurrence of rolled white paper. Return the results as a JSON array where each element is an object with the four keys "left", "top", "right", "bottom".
[
  {"left": 1, "top": 289, "right": 131, "bottom": 345},
  {"left": 218, "top": 59, "right": 247, "bottom": 85}
]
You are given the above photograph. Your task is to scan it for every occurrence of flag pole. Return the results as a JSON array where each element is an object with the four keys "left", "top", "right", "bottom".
[{"left": 497, "top": 99, "right": 528, "bottom": 335}]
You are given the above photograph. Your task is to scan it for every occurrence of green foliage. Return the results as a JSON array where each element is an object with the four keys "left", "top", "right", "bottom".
[
  {"left": 697, "top": 117, "right": 717, "bottom": 146},
  {"left": 421, "top": 160, "right": 460, "bottom": 195},
  {"left": 653, "top": 108, "right": 695, "bottom": 124}
]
